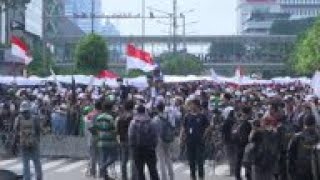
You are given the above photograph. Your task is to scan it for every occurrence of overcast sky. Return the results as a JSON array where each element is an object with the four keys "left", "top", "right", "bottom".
[{"left": 101, "top": 0, "right": 237, "bottom": 35}]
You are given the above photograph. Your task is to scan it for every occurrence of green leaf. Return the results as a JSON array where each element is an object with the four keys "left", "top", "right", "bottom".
[
  {"left": 292, "top": 17, "right": 320, "bottom": 75},
  {"left": 159, "top": 53, "right": 204, "bottom": 75},
  {"left": 75, "top": 33, "right": 109, "bottom": 75}
]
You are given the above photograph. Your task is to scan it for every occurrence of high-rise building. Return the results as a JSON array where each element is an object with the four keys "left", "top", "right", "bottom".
[
  {"left": 64, "top": 0, "right": 120, "bottom": 35},
  {"left": 279, "top": 0, "right": 320, "bottom": 19},
  {"left": 237, "top": 0, "right": 320, "bottom": 35},
  {"left": 237, "top": 0, "right": 284, "bottom": 35},
  {"left": 64, "top": 0, "right": 102, "bottom": 33}
]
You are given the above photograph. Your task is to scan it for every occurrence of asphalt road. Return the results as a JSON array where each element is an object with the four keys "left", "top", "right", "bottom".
[{"left": 0, "top": 157, "right": 234, "bottom": 180}]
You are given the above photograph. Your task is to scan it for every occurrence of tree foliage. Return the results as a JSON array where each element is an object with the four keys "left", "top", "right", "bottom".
[
  {"left": 159, "top": 53, "right": 204, "bottom": 75},
  {"left": 75, "top": 33, "right": 108, "bottom": 75},
  {"left": 27, "top": 41, "right": 55, "bottom": 76},
  {"left": 124, "top": 69, "right": 148, "bottom": 78},
  {"left": 293, "top": 18, "right": 320, "bottom": 75},
  {"left": 270, "top": 17, "right": 316, "bottom": 35}
]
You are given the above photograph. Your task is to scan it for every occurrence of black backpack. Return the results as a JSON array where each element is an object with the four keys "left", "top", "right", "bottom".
[
  {"left": 254, "top": 130, "right": 279, "bottom": 169},
  {"left": 295, "top": 133, "right": 317, "bottom": 171},
  {"left": 160, "top": 114, "right": 175, "bottom": 143},
  {"left": 132, "top": 119, "right": 157, "bottom": 148}
]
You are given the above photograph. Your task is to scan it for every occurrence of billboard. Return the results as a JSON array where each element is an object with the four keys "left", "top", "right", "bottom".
[{"left": 25, "top": 0, "right": 43, "bottom": 37}]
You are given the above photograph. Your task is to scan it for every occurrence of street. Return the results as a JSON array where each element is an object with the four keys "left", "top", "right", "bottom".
[{"left": 0, "top": 157, "right": 233, "bottom": 180}]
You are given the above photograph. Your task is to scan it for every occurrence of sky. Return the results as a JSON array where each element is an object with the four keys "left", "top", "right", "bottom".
[{"left": 101, "top": 0, "right": 237, "bottom": 35}]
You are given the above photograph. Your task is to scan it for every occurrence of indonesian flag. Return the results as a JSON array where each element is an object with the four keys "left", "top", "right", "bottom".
[
  {"left": 126, "top": 44, "right": 156, "bottom": 72},
  {"left": 11, "top": 36, "right": 32, "bottom": 65},
  {"left": 97, "top": 70, "right": 119, "bottom": 79}
]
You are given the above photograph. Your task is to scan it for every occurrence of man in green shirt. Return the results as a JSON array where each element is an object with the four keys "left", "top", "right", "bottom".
[{"left": 91, "top": 99, "right": 117, "bottom": 179}]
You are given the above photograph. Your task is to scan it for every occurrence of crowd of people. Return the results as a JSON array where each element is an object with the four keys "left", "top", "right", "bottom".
[{"left": 0, "top": 77, "right": 320, "bottom": 180}]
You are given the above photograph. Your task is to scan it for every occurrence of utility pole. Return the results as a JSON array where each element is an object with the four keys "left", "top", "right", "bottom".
[
  {"left": 42, "top": 0, "right": 46, "bottom": 73},
  {"left": 182, "top": 14, "right": 186, "bottom": 62},
  {"left": 168, "top": 14, "right": 172, "bottom": 51},
  {"left": 91, "top": 0, "right": 95, "bottom": 33},
  {"left": 142, "top": 0, "right": 145, "bottom": 50},
  {"left": 182, "top": 14, "right": 186, "bottom": 51},
  {"left": 173, "top": 0, "right": 177, "bottom": 53}
]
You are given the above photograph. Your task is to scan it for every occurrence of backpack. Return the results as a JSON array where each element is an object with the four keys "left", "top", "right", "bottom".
[
  {"left": 19, "top": 116, "right": 37, "bottom": 148},
  {"left": 278, "top": 123, "right": 295, "bottom": 153},
  {"left": 295, "top": 133, "right": 317, "bottom": 171},
  {"left": 160, "top": 114, "right": 175, "bottom": 143},
  {"left": 254, "top": 130, "right": 279, "bottom": 169},
  {"left": 132, "top": 119, "right": 156, "bottom": 148}
]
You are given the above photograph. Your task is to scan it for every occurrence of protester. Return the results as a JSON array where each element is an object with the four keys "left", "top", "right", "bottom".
[
  {"left": 91, "top": 98, "right": 117, "bottom": 179},
  {"left": 288, "top": 114, "right": 319, "bottom": 180},
  {"left": 182, "top": 99, "right": 209, "bottom": 180},
  {"left": 250, "top": 118, "right": 280, "bottom": 180},
  {"left": 129, "top": 104, "right": 159, "bottom": 180},
  {"left": 116, "top": 100, "right": 136, "bottom": 180},
  {"left": 221, "top": 93, "right": 237, "bottom": 176},
  {"left": 154, "top": 102, "right": 175, "bottom": 180},
  {"left": 50, "top": 103, "right": 67, "bottom": 135},
  {"left": 85, "top": 100, "right": 103, "bottom": 177},
  {"left": 234, "top": 106, "right": 252, "bottom": 180},
  {"left": 0, "top": 76, "right": 319, "bottom": 180}
]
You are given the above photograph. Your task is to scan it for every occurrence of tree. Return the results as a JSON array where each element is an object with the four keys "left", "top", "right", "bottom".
[
  {"left": 270, "top": 17, "right": 316, "bottom": 35},
  {"left": 75, "top": 33, "right": 108, "bottom": 75},
  {"left": 293, "top": 18, "right": 320, "bottom": 75},
  {"left": 27, "top": 41, "right": 55, "bottom": 76},
  {"left": 125, "top": 69, "right": 148, "bottom": 78},
  {"left": 159, "top": 53, "right": 204, "bottom": 75}
]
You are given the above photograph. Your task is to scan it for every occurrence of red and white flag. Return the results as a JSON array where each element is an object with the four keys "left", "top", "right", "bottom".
[
  {"left": 11, "top": 36, "right": 32, "bottom": 65},
  {"left": 126, "top": 44, "right": 156, "bottom": 72}
]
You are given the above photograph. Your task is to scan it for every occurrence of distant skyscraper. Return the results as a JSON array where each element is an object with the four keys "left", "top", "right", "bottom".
[
  {"left": 237, "top": 0, "right": 320, "bottom": 35},
  {"left": 64, "top": 0, "right": 119, "bottom": 34},
  {"left": 278, "top": 0, "right": 320, "bottom": 19},
  {"left": 237, "top": 0, "right": 284, "bottom": 35}
]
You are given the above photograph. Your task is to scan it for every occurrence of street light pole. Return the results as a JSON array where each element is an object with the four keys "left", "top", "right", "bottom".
[
  {"left": 91, "top": 0, "right": 94, "bottom": 33},
  {"left": 142, "top": 0, "right": 145, "bottom": 50},
  {"left": 182, "top": 14, "right": 186, "bottom": 52},
  {"left": 42, "top": 0, "right": 46, "bottom": 73},
  {"left": 173, "top": 0, "right": 177, "bottom": 53}
]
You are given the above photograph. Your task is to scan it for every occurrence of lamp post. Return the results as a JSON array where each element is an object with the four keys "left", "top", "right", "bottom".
[
  {"left": 172, "top": 0, "right": 177, "bottom": 53},
  {"left": 42, "top": 0, "right": 46, "bottom": 73},
  {"left": 91, "top": 0, "right": 95, "bottom": 33},
  {"left": 142, "top": 0, "right": 145, "bottom": 50}
]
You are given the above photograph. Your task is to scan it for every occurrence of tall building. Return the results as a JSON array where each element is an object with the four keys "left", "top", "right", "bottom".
[
  {"left": 64, "top": 0, "right": 102, "bottom": 33},
  {"left": 279, "top": 0, "right": 320, "bottom": 19},
  {"left": 237, "top": 0, "right": 320, "bottom": 35},
  {"left": 237, "top": 0, "right": 283, "bottom": 34}
]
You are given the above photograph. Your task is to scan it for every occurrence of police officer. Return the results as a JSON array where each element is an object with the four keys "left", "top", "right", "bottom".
[{"left": 14, "top": 101, "right": 43, "bottom": 180}]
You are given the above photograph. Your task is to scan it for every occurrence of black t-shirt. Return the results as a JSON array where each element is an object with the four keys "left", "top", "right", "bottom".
[
  {"left": 116, "top": 112, "right": 133, "bottom": 143},
  {"left": 183, "top": 113, "right": 209, "bottom": 145}
]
